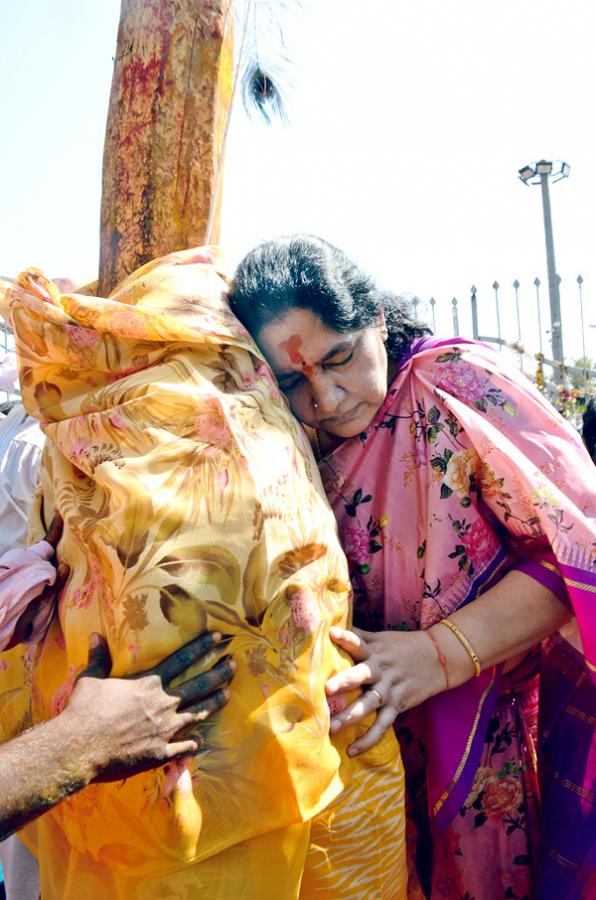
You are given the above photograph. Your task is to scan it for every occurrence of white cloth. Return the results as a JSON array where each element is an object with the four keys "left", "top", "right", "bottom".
[
  {"left": 0, "top": 837, "right": 39, "bottom": 900},
  {"left": 0, "top": 407, "right": 44, "bottom": 555},
  {"left": 0, "top": 405, "right": 44, "bottom": 899},
  {"left": 0, "top": 353, "right": 18, "bottom": 394}
]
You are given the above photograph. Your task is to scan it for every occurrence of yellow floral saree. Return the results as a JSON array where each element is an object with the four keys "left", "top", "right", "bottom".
[{"left": 0, "top": 249, "right": 405, "bottom": 899}]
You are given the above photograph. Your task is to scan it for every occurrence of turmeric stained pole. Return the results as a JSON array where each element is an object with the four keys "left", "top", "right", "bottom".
[{"left": 98, "top": 0, "right": 233, "bottom": 296}]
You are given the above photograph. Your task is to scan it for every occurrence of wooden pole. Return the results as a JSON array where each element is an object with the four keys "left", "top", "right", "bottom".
[{"left": 98, "top": 0, "right": 233, "bottom": 295}]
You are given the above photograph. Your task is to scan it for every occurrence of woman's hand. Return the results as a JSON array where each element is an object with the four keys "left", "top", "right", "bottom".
[
  {"left": 326, "top": 626, "right": 442, "bottom": 756},
  {"left": 63, "top": 630, "right": 235, "bottom": 782}
]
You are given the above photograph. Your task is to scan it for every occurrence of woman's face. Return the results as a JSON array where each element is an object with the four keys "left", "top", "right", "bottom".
[{"left": 257, "top": 308, "right": 390, "bottom": 438}]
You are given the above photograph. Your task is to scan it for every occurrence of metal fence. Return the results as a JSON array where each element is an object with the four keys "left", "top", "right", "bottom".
[
  {"left": 425, "top": 273, "right": 595, "bottom": 395},
  {"left": 0, "top": 320, "right": 17, "bottom": 408}
]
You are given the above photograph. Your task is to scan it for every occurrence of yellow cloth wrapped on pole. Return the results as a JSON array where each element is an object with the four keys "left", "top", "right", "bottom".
[{"left": 0, "top": 249, "right": 405, "bottom": 898}]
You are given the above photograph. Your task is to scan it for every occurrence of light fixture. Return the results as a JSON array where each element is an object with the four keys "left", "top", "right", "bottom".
[
  {"left": 554, "top": 161, "right": 571, "bottom": 182},
  {"left": 518, "top": 164, "right": 535, "bottom": 184},
  {"left": 518, "top": 160, "right": 570, "bottom": 186},
  {"left": 536, "top": 160, "right": 553, "bottom": 175}
]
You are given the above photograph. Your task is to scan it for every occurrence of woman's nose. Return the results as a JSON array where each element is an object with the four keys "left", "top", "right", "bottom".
[{"left": 311, "top": 375, "right": 344, "bottom": 416}]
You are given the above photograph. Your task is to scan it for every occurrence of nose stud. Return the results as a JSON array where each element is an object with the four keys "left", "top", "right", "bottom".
[{"left": 313, "top": 399, "right": 318, "bottom": 410}]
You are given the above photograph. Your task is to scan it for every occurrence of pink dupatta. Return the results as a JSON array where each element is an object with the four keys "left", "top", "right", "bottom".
[
  {"left": 0, "top": 542, "right": 56, "bottom": 650},
  {"left": 319, "top": 338, "right": 596, "bottom": 831}
]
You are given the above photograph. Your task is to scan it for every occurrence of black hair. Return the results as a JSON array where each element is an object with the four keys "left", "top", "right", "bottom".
[
  {"left": 582, "top": 398, "right": 596, "bottom": 464},
  {"left": 229, "top": 234, "right": 431, "bottom": 364}
]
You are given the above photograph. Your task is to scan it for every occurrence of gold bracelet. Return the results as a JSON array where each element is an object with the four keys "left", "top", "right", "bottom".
[{"left": 437, "top": 619, "right": 481, "bottom": 677}]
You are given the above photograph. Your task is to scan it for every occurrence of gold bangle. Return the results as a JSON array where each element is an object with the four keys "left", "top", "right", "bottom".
[{"left": 437, "top": 619, "right": 481, "bottom": 677}]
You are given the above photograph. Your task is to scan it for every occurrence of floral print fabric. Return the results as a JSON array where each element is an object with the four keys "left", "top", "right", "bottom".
[
  {"left": 0, "top": 249, "right": 405, "bottom": 898},
  {"left": 432, "top": 658, "right": 541, "bottom": 899},
  {"left": 322, "top": 343, "right": 594, "bottom": 635}
]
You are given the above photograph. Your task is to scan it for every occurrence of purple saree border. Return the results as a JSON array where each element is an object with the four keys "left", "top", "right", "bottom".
[
  {"left": 513, "top": 556, "right": 569, "bottom": 607},
  {"left": 537, "top": 635, "right": 596, "bottom": 898},
  {"left": 427, "top": 547, "right": 509, "bottom": 833},
  {"left": 559, "top": 561, "right": 596, "bottom": 680},
  {"left": 427, "top": 542, "right": 595, "bottom": 833},
  {"left": 559, "top": 560, "right": 596, "bottom": 588},
  {"left": 433, "top": 672, "right": 502, "bottom": 833},
  {"left": 460, "top": 545, "right": 511, "bottom": 609}
]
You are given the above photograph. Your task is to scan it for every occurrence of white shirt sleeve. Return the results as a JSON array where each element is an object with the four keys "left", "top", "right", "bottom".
[{"left": 0, "top": 407, "right": 45, "bottom": 554}]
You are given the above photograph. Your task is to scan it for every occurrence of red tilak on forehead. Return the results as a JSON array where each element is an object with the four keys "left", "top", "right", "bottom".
[{"left": 279, "top": 334, "right": 314, "bottom": 376}]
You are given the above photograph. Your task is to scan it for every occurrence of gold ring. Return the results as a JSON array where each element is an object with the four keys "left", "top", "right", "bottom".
[{"left": 368, "top": 687, "right": 383, "bottom": 709}]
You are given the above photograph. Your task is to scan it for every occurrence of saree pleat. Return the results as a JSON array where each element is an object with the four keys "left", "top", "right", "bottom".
[{"left": 537, "top": 635, "right": 596, "bottom": 899}]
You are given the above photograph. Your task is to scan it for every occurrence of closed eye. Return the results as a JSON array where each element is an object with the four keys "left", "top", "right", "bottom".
[
  {"left": 275, "top": 341, "right": 356, "bottom": 389},
  {"left": 325, "top": 350, "right": 354, "bottom": 368}
]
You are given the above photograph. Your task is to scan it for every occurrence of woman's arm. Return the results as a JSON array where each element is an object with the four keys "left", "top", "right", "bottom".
[
  {"left": 0, "top": 631, "right": 234, "bottom": 839},
  {"left": 326, "top": 569, "right": 570, "bottom": 755}
]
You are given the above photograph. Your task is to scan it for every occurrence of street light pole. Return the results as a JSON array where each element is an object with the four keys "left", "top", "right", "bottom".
[
  {"left": 518, "top": 160, "right": 570, "bottom": 384},
  {"left": 538, "top": 171, "right": 564, "bottom": 371}
]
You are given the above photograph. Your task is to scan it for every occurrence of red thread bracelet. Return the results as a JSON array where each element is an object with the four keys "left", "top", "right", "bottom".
[{"left": 426, "top": 629, "right": 450, "bottom": 692}]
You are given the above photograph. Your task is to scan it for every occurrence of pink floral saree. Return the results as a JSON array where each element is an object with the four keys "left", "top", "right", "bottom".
[{"left": 319, "top": 338, "right": 596, "bottom": 898}]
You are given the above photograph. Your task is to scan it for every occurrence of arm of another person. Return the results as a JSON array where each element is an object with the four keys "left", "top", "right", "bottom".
[
  {"left": 326, "top": 569, "right": 570, "bottom": 755},
  {"left": 0, "top": 631, "right": 235, "bottom": 839}
]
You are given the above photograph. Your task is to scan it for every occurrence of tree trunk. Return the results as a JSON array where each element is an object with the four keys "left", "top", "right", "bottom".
[{"left": 98, "top": 0, "right": 233, "bottom": 295}]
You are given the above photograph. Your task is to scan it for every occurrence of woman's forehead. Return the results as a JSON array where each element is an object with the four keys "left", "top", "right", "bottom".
[{"left": 258, "top": 309, "right": 348, "bottom": 369}]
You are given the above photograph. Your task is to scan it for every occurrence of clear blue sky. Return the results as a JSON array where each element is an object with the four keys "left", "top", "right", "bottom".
[{"left": 1, "top": 0, "right": 594, "bottom": 363}]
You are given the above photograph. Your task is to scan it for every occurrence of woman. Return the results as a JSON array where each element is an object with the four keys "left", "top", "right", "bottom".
[{"left": 229, "top": 234, "right": 596, "bottom": 899}]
